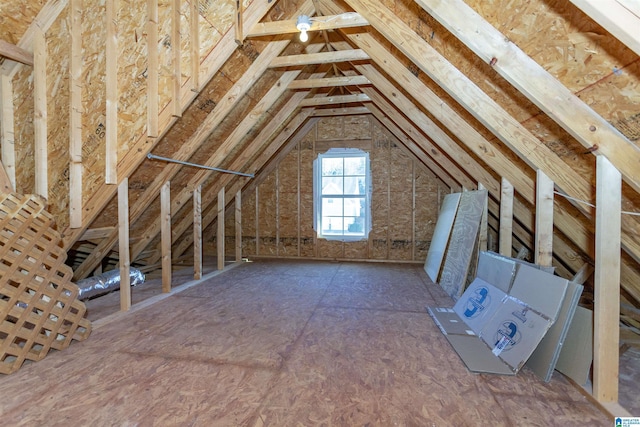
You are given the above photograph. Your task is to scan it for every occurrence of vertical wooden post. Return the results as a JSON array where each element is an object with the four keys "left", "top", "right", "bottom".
[
  {"left": 118, "top": 178, "right": 131, "bottom": 311},
  {"left": 412, "top": 160, "right": 417, "bottom": 260},
  {"left": 147, "top": 0, "right": 159, "bottom": 137},
  {"left": 499, "top": 177, "right": 514, "bottom": 257},
  {"left": 193, "top": 185, "right": 202, "bottom": 280},
  {"left": 1, "top": 75, "right": 16, "bottom": 190},
  {"left": 190, "top": 0, "right": 200, "bottom": 91},
  {"left": 105, "top": 0, "right": 118, "bottom": 184},
  {"left": 535, "top": 170, "right": 554, "bottom": 266},
  {"left": 593, "top": 156, "right": 621, "bottom": 403},
  {"left": 217, "top": 187, "right": 225, "bottom": 271},
  {"left": 477, "top": 182, "right": 488, "bottom": 252},
  {"left": 34, "top": 26, "right": 48, "bottom": 198},
  {"left": 235, "top": 190, "right": 242, "bottom": 262},
  {"left": 275, "top": 167, "right": 280, "bottom": 257},
  {"left": 235, "top": 0, "right": 243, "bottom": 45},
  {"left": 172, "top": 0, "right": 181, "bottom": 118},
  {"left": 69, "top": 0, "right": 83, "bottom": 228},
  {"left": 161, "top": 181, "right": 172, "bottom": 292},
  {"left": 255, "top": 186, "right": 260, "bottom": 256}
]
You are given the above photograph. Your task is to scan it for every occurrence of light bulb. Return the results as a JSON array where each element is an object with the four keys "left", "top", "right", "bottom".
[{"left": 296, "top": 15, "right": 311, "bottom": 43}]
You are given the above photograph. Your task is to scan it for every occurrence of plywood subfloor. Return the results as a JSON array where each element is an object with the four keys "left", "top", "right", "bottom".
[{"left": 0, "top": 260, "right": 616, "bottom": 425}]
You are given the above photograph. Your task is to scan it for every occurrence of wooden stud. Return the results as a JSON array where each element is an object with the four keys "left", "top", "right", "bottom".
[
  {"left": 499, "top": 178, "right": 514, "bottom": 257},
  {"left": 0, "top": 75, "right": 16, "bottom": 190},
  {"left": 235, "top": 190, "right": 242, "bottom": 262},
  {"left": 105, "top": 0, "right": 118, "bottom": 184},
  {"left": 235, "top": 0, "right": 243, "bottom": 45},
  {"left": 478, "top": 182, "right": 488, "bottom": 252},
  {"left": 593, "top": 156, "right": 621, "bottom": 403},
  {"left": 190, "top": 0, "right": 200, "bottom": 91},
  {"left": 118, "top": 178, "right": 131, "bottom": 311},
  {"left": 193, "top": 185, "right": 202, "bottom": 280},
  {"left": 33, "top": 26, "right": 47, "bottom": 199},
  {"left": 147, "top": 0, "right": 159, "bottom": 137},
  {"left": 255, "top": 186, "right": 260, "bottom": 256},
  {"left": 276, "top": 167, "right": 280, "bottom": 257},
  {"left": 161, "top": 181, "right": 172, "bottom": 292},
  {"left": 535, "top": 170, "right": 554, "bottom": 267},
  {"left": 172, "top": 0, "right": 181, "bottom": 118},
  {"left": 0, "top": 161, "right": 13, "bottom": 194},
  {"left": 217, "top": 187, "right": 225, "bottom": 271},
  {"left": 69, "top": 0, "right": 83, "bottom": 228}
]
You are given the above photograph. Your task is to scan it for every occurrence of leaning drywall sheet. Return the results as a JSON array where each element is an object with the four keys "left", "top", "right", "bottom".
[
  {"left": 554, "top": 306, "right": 593, "bottom": 386},
  {"left": 479, "top": 296, "right": 553, "bottom": 373},
  {"left": 509, "top": 263, "right": 568, "bottom": 320},
  {"left": 424, "top": 192, "right": 461, "bottom": 282},
  {"left": 475, "top": 251, "right": 518, "bottom": 293},
  {"left": 439, "top": 190, "right": 487, "bottom": 300},
  {"left": 526, "top": 281, "right": 583, "bottom": 382},
  {"left": 452, "top": 277, "right": 507, "bottom": 335}
]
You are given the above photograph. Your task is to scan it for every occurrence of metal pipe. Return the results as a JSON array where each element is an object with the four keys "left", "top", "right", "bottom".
[{"left": 147, "top": 153, "right": 255, "bottom": 178}]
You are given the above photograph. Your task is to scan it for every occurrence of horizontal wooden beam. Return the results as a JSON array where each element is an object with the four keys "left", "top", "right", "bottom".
[
  {"left": 0, "top": 39, "right": 34, "bottom": 66},
  {"left": 298, "top": 93, "right": 369, "bottom": 106},
  {"left": 288, "top": 75, "right": 369, "bottom": 89},
  {"left": 247, "top": 12, "right": 368, "bottom": 37},
  {"left": 270, "top": 49, "right": 369, "bottom": 67},
  {"left": 312, "top": 106, "right": 370, "bottom": 116}
]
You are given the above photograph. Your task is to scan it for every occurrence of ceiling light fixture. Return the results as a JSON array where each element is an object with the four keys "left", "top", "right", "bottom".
[{"left": 296, "top": 15, "right": 311, "bottom": 42}]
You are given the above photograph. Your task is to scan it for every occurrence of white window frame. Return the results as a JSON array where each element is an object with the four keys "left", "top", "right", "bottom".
[{"left": 313, "top": 148, "right": 371, "bottom": 242}]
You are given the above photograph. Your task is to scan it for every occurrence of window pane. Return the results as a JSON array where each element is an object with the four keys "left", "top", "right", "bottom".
[
  {"left": 343, "top": 197, "right": 362, "bottom": 216},
  {"left": 322, "top": 176, "right": 343, "bottom": 195},
  {"left": 322, "top": 197, "right": 343, "bottom": 216},
  {"left": 344, "top": 216, "right": 365, "bottom": 235},
  {"left": 344, "top": 156, "right": 365, "bottom": 175},
  {"left": 322, "top": 216, "right": 344, "bottom": 234},
  {"left": 322, "top": 157, "right": 343, "bottom": 176},
  {"left": 344, "top": 176, "right": 365, "bottom": 195}
]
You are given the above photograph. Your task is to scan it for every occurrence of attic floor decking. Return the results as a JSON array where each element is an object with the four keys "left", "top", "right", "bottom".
[{"left": 0, "top": 260, "right": 612, "bottom": 425}]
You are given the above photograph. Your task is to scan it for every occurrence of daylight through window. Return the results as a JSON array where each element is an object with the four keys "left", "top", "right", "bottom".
[{"left": 314, "top": 149, "right": 371, "bottom": 241}]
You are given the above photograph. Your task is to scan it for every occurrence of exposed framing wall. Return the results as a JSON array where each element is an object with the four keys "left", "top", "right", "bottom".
[{"left": 235, "top": 115, "right": 449, "bottom": 262}]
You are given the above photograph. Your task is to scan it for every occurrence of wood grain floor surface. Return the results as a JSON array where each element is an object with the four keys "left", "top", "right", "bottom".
[{"left": 0, "top": 260, "right": 611, "bottom": 426}]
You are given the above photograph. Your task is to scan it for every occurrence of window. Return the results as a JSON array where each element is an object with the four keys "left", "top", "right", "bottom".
[{"left": 314, "top": 148, "right": 371, "bottom": 241}]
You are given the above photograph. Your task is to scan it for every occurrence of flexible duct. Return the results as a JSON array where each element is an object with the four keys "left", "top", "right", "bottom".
[{"left": 75, "top": 268, "right": 145, "bottom": 300}]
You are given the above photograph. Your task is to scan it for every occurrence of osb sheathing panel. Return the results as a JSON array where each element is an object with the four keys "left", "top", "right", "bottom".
[
  {"left": 242, "top": 189, "right": 257, "bottom": 256},
  {"left": 46, "top": 15, "right": 71, "bottom": 230},
  {"left": 258, "top": 173, "right": 277, "bottom": 255},
  {"left": 12, "top": 65, "right": 35, "bottom": 196},
  {"left": 82, "top": 1, "right": 108, "bottom": 210},
  {"left": 0, "top": 0, "right": 47, "bottom": 45},
  {"left": 158, "top": 0, "right": 174, "bottom": 113},
  {"left": 116, "top": 1, "right": 147, "bottom": 157}
]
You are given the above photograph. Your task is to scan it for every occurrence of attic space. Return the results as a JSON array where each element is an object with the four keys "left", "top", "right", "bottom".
[{"left": 0, "top": 0, "right": 639, "bottom": 423}]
